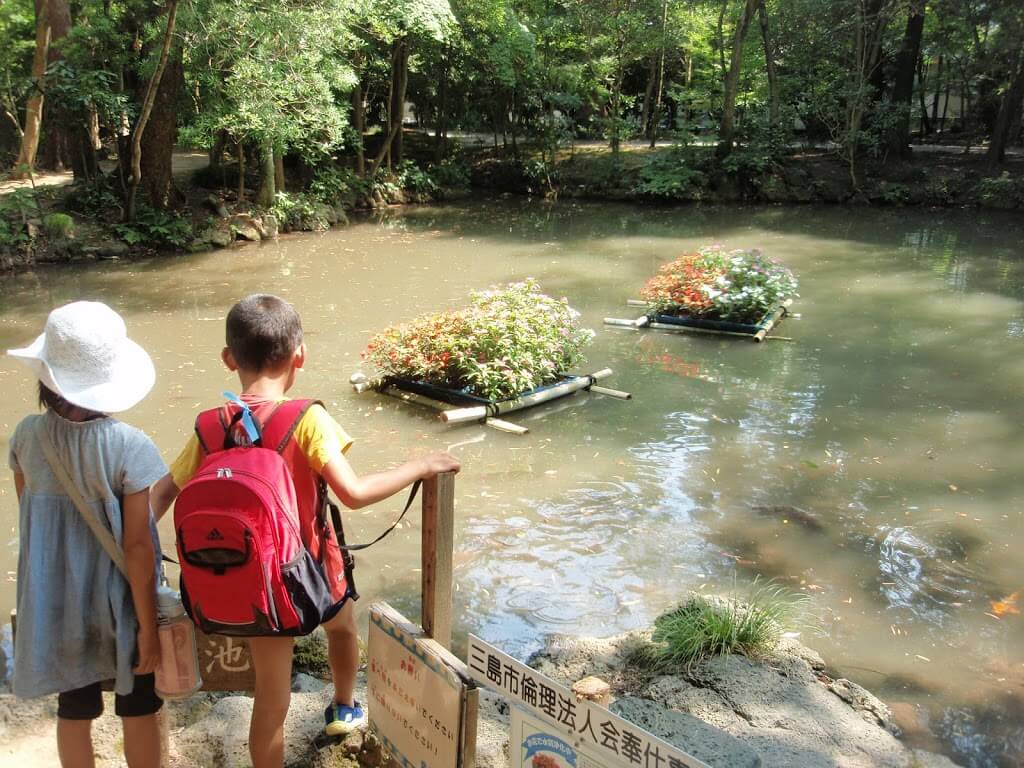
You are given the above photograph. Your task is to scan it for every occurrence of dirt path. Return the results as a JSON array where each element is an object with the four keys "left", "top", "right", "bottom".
[{"left": 0, "top": 151, "right": 209, "bottom": 198}]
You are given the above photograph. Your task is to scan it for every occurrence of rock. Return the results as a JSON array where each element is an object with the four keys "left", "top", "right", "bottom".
[
  {"left": 96, "top": 240, "right": 129, "bottom": 259},
  {"left": 294, "top": 629, "right": 330, "bottom": 678},
  {"left": 42, "top": 213, "right": 74, "bottom": 239},
  {"left": 314, "top": 202, "right": 339, "bottom": 226},
  {"left": 332, "top": 204, "right": 349, "bottom": 226},
  {"left": 261, "top": 213, "right": 279, "bottom": 239},
  {"left": 210, "top": 228, "right": 233, "bottom": 248},
  {"left": 532, "top": 629, "right": 963, "bottom": 768},
  {"left": 573, "top": 676, "right": 612, "bottom": 706},
  {"left": 292, "top": 673, "right": 327, "bottom": 693},
  {"left": 205, "top": 194, "right": 230, "bottom": 218},
  {"left": 611, "top": 697, "right": 761, "bottom": 768},
  {"left": 229, "top": 214, "right": 263, "bottom": 242},
  {"left": 357, "top": 730, "right": 384, "bottom": 767}
]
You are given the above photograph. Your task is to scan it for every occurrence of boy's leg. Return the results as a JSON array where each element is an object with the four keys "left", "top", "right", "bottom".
[
  {"left": 248, "top": 636, "right": 295, "bottom": 768},
  {"left": 117, "top": 673, "right": 163, "bottom": 768},
  {"left": 56, "top": 683, "right": 101, "bottom": 768},
  {"left": 322, "top": 600, "right": 359, "bottom": 707}
]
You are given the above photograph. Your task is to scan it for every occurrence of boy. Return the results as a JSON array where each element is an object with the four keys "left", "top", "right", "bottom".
[{"left": 151, "top": 294, "right": 460, "bottom": 768}]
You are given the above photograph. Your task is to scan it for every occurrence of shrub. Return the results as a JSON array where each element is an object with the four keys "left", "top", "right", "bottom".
[
  {"left": 363, "top": 280, "right": 595, "bottom": 402},
  {"left": 636, "top": 145, "right": 705, "bottom": 199},
  {"left": 42, "top": 213, "right": 74, "bottom": 238},
  {"left": 270, "top": 191, "right": 328, "bottom": 231},
  {"left": 396, "top": 161, "right": 438, "bottom": 197},
  {"left": 429, "top": 158, "right": 471, "bottom": 189},
  {"left": 114, "top": 205, "right": 192, "bottom": 248},
  {"left": 309, "top": 165, "right": 364, "bottom": 205},
  {"left": 627, "top": 582, "right": 806, "bottom": 672},
  {"left": 641, "top": 246, "right": 798, "bottom": 324}
]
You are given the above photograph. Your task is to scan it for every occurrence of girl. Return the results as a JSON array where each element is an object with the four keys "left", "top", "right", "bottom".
[{"left": 7, "top": 301, "right": 167, "bottom": 768}]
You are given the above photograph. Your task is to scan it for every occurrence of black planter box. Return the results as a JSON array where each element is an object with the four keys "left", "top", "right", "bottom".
[{"left": 385, "top": 374, "right": 580, "bottom": 407}]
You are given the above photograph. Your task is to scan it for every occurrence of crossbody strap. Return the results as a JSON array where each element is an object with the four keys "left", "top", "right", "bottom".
[
  {"left": 332, "top": 479, "right": 421, "bottom": 552},
  {"left": 35, "top": 419, "right": 128, "bottom": 576}
]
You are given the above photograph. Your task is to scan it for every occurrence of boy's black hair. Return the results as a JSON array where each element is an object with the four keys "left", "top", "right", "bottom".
[{"left": 226, "top": 294, "right": 304, "bottom": 372}]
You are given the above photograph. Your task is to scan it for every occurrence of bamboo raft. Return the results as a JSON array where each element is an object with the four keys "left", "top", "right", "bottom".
[
  {"left": 350, "top": 369, "right": 631, "bottom": 435},
  {"left": 604, "top": 299, "right": 794, "bottom": 342}
]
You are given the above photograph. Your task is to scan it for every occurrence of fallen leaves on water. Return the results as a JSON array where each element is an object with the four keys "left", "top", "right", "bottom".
[{"left": 990, "top": 591, "right": 1021, "bottom": 617}]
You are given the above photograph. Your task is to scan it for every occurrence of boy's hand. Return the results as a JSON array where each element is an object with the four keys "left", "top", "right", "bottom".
[
  {"left": 134, "top": 624, "right": 161, "bottom": 675},
  {"left": 420, "top": 451, "right": 461, "bottom": 478}
]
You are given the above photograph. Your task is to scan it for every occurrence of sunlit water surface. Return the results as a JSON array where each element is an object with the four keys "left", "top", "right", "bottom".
[{"left": 2, "top": 199, "right": 1022, "bottom": 766}]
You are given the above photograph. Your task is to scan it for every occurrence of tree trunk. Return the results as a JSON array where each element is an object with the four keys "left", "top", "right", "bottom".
[
  {"left": 40, "top": 0, "right": 70, "bottom": 172},
  {"left": 916, "top": 55, "right": 931, "bottom": 135},
  {"left": 389, "top": 39, "right": 408, "bottom": 166},
  {"left": 126, "top": 0, "right": 178, "bottom": 222},
  {"left": 273, "top": 149, "right": 285, "bottom": 192},
  {"left": 930, "top": 54, "right": 943, "bottom": 126},
  {"left": 758, "top": 0, "right": 780, "bottom": 126},
  {"left": 887, "top": 1, "right": 925, "bottom": 158},
  {"left": 718, "top": 0, "right": 759, "bottom": 157},
  {"left": 351, "top": 78, "right": 365, "bottom": 176},
  {"left": 649, "top": 0, "right": 669, "bottom": 147},
  {"left": 371, "top": 39, "right": 408, "bottom": 177},
  {"left": 640, "top": 58, "right": 657, "bottom": 140},
  {"left": 987, "top": 50, "right": 1024, "bottom": 169},
  {"left": 139, "top": 51, "right": 182, "bottom": 209},
  {"left": 12, "top": 0, "right": 51, "bottom": 179},
  {"left": 257, "top": 143, "right": 275, "bottom": 207},
  {"left": 237, "top": 139, "right": 245, "bottom": 202},
  {"left": 434, "top": 49, "right": 449, "bottom": 162}
]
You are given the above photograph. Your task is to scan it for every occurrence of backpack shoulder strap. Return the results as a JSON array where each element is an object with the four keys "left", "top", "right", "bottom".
[
  {"left": 261, "top": 399, "right": 322, "bottom": 454},
  {"left": 195, "top": 407, "right": 228, "bottom": 456}
]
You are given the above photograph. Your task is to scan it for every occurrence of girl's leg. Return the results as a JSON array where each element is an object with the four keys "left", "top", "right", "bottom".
[
  {"left": 121, "top": 714, "right": 161, "bottom": 768},
  {"left": 248, "top": 636, "right": 295, "bottom": 768},
  {"left": 322, "top": 600, "right": 359, "bottom": 706},
  {"left": 57, "top": 719, "right": 96, "bottom": 768},
  {"left": 56, "top": 684, "right": 101, "bottom": 768}
]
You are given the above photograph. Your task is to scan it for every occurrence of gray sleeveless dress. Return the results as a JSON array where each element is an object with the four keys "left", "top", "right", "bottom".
[{"left": 8, "top": 411, "right": 166, "bottom": 698}]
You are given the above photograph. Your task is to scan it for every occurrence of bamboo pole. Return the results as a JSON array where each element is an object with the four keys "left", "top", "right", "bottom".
[
  {"left": 603, "top": 315, "right": 650, "bottom": 328},
  {"left": 648, "top": 322, "right": 792, "bottom": 341},
  {"left": 421, "top": 472, "right": 455, "bottom": 648},
  {"left": 440, "top": 369, "right": 614, "bottom": 425},
  {"left": 753, "top": 300, "right": 791, "bottom": 342},
  {"left": 589, "top": 385, "right": 632, "bottom": 400}
]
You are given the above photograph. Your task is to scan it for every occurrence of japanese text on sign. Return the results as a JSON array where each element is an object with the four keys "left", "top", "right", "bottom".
[
  {"left": 467, "top": 635, "right": 709, "bottom": 768},
  {"left": 368, "top": 603, "right": 469, "bottom": 768}
]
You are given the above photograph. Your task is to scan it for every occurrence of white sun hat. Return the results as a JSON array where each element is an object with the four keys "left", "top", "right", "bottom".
[{"left": 7, "top": 301, "right": 155, "bottom": 413}]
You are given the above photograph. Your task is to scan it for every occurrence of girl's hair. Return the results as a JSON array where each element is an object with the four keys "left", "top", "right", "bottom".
[{"left": 38, "top": 382, "right": 103, "bottom": 420}]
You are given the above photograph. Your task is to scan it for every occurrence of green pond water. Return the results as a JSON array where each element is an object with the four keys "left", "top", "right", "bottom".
[{"left": 1, "top": 199, "right": 1022, "bottom": 765}]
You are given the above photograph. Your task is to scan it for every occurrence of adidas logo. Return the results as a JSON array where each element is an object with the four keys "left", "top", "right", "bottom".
[{"left": 206, "top": 528, "right": 225, "bottom": 541}]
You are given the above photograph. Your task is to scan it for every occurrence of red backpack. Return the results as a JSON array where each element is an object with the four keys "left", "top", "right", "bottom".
[{"left": 174, "top": 399, "right": 339, "bottom": 636}]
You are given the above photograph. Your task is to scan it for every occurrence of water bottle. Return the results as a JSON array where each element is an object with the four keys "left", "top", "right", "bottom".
[{"left": 154, "top": 583, "right": 202, "bottom": 699}]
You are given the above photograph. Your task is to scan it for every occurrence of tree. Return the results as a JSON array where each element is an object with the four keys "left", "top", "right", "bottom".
[
  {"left": 886, "top": 0, "right": 926, "bottom": 158},
  {"left": 11, "top": 0, "right": 50, "bottom": 178},
  {"left": 718, "top": 0, "right": 759, "bottom": 157}
]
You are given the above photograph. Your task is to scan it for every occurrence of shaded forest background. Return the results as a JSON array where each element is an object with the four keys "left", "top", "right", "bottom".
[{"left": 0, "top": 0, "right": 1022, "bottom": 243}]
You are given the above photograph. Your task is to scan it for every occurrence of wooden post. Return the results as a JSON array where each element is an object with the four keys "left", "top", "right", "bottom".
[{"left": 421, "top": 471, "right": 456, "bottom": 648}]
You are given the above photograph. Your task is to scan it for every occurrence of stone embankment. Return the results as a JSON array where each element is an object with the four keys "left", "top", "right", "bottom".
[{"left": 0, "top": 626, "right": 962, "bottom": 768}]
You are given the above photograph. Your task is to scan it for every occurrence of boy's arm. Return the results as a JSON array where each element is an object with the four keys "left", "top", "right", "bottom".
[
  {"left": 150, "top": 472, "right": 180, "bottom": 521},
  {"left": 122, "top": 488, "right": 160, "bottom": 674},
  {"left": 13, "top": 471, "right": 24, "bottom": 502},
  {"left": 321, "top": 450, "right": 460, "bottom": 510}
]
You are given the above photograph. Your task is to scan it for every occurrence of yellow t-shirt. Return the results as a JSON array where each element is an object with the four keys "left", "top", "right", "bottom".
[{"left": 169, "top": 400, "right": 353, "bottom": 488}]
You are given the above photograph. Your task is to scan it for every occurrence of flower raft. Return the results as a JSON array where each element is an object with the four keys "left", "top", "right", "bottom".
[
  {"left": 352, "top": 281, "right": 630, "bottom": 434},
  {"left": 605, "top": 246, "right": 798, "bottom": 342}
]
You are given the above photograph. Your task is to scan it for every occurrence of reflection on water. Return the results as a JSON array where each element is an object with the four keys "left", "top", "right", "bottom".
[{"left": 2, "top": 200, "right": 1024, "bottom": 766}]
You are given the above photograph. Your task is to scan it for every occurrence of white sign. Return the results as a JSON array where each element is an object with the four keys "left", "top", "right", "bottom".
[
  {"left": 369, "top": 604, "right": 472, "bottom": 768},
  {"left": 467, "top": 635, "right": 710, "bottom": 768}
]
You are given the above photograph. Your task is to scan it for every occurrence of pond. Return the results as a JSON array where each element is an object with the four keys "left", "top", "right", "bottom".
[{"left": 2, "top": 198, "right": 1022, "bottom": 766}]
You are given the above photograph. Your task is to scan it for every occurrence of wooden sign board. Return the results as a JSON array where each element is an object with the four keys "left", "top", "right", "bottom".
[
  {"left": 368, "top": 602, "right": 477, "bottom": 768},
  {"left": 467, "top": 635, "right": 710, "bottom": 768},
  {"left": 196, "top": 630, "right": 256, "bottom": 692}
]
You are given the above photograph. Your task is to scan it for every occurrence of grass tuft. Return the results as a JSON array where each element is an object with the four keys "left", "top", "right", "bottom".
[{"left": 627, "top": 580, "right": 807, "bottom": 673}]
